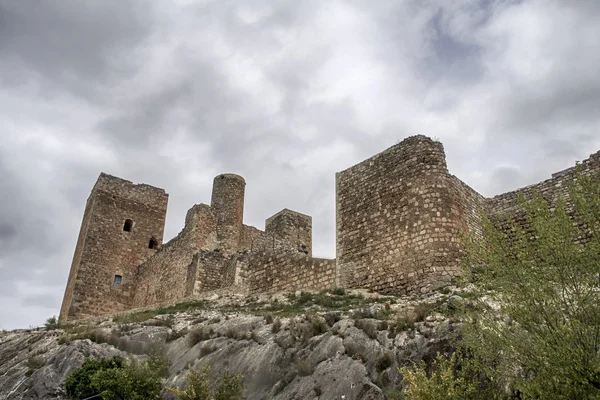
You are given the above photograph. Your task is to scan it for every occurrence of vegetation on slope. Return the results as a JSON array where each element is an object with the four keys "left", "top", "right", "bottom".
[{"left": 402, "top": 168, "right": 600, "bottom": 399}]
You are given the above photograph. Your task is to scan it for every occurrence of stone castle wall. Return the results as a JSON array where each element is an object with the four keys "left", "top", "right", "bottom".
[
  {"left": 486, "top": 151, "right": 600, "bottom": 218},
  {"left": 236, "top": 251, "right": 336, "bottom": 294},
  {"left": 60, "top": 136, "right": 600, "bottom": 322},
  {"left": 335, "top": 136, "right": 484, "bottom": 296}
]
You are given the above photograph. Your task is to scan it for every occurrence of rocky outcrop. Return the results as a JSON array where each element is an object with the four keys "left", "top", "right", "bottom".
[{"left": 0, "top": 289, "right": 460, "bottom": 400}]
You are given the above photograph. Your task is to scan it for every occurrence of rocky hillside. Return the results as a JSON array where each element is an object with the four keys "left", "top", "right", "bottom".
[{"left": 0, "top": 288, "right": 465, "bottom": 400}]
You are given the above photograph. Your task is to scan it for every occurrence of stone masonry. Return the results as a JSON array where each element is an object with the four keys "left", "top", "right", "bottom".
[{"left": 59, "top": 136, "right": 600, "bottom": 322}]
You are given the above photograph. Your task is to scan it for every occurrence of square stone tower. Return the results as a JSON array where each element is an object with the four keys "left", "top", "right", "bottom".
[{"left": 59, "top": 173, "right": 168, "bottom": 322}]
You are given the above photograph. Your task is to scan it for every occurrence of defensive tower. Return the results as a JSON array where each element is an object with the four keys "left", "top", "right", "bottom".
[
  {"left": 210, "top": 174, "right": 246, "bottom": 253},
  {"left": 59, "top": 173, "right": 168, "bottom": 322}
]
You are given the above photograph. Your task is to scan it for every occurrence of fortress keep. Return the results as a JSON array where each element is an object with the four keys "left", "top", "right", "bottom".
[{"left": 59, "top": 136, "right": 600, "bottom": 322}]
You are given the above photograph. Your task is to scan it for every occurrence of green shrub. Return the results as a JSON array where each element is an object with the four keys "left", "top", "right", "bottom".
[
  {"left": 400, "top": 352, "right": 483, "bottom": 400},
  {"left": 64, "top": 354, "right": 168, "bottom": 400},
  {"left": 460, "top": 168, "right": 600, "bottom": 398},
  {"left": 64, "top": 356, "right": 125, "bottom": 399},
  {"left": 169, "top": 365, "right": 244, "bottom": 400},
  {"left": 44, "top": 315, "right": 60, "bottom": 330},
  {"left": 310, "top": 317, "right": 328, "bottom": 336},
  {"left": 214, "top": 369, "right": 244, "bottom": 400},
  {"left": 26, "top": 356, "right": 45, "bottom": 376},
  {"left": 91, "top": 357, "right": 165, "bottom": 400},
  {"left": 331, "top": 287, "right": 346, "bottom": 296}
]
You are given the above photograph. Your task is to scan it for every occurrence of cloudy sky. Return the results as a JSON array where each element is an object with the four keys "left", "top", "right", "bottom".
[{"left": 1, "top": 0, "right": 599, "bottom": 330}]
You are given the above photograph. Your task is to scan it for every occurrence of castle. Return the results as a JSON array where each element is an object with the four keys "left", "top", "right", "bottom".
[{"left": 59, "top": 135, "right": 600, "bottom": 322}]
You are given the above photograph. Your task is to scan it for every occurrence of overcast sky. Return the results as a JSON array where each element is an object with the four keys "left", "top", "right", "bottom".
[{"left": 1, "top": 0, "right": 599, "bottom": 330}]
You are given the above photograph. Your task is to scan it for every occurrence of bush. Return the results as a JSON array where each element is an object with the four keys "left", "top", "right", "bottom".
[
  {"left": 26, "top": 356, "right": 45, "bottom": 376},
  {"left": 271, "top": 318, "right": 282, "bottom": 334},
  {"left": 168, "top": 365, "right": 244, "bottom": 400},
  {"left": 64, "top": 356, "right": 125, "bottom": 399},
  {"left": 188, "top": 327, "right": 213, "bottom": 347},
  {"left": 331, "top": 287, "right": 346, "bottom": 296},
  {"left": 375, "top": 352, "right": 394, "bottom": 372},
  {"left": 64, "top": 354, "right": 168, "bottom": 400},
  {"left": 310, "top": 317, "right": 328, "bottom": 336},
  {"left": 400, "top": 351, "right": 484, "bottom": 400},
  {"left": 354, "top": 319, "right": 377, "bottom": 339},
  {"left": 44, "top": 316, "right": 60, "bottom": 330},
  {"left": 91, "top": 357, "right": 165, "bottom": 400},
  {"left": 214, "top": 369, "right": 244, "bottom": 400}
]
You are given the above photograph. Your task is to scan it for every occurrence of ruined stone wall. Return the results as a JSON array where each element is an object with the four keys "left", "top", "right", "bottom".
[
  {"left": 59, "top": 195, "right": 95, "bottom": 322},
  {"left": 448, "top": 176, "right": 486, "bottom": 240},
  {"left": 239, "top": 224, "right": 310, "bottom": 254},
  {"left": 237, "top": 250, "right": 336, "bottom": 294},
  {"left": 211, "top": 174, "right": 245, "bottom": 254},
  {"left": 486, "top": 151, "right": 600, "bottom": 218},
  {"left": 130, "top": 204, "right": 218, "bottom": 308},
  {"left": 336, "top": 136, "right": 481, "bottom": 296},
  {"left": 266, "top": 209, "right": 312, "bottom": 256},
  {"left": 187, "top": 250, "right": 237, "bottom": 295},
  {"left": 59, "top": 173, "right": 168, "bottom": 322}
]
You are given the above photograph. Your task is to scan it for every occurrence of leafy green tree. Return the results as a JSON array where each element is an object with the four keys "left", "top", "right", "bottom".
[{"left": 461, "top": 167, "right": 600, "bottom": 399}]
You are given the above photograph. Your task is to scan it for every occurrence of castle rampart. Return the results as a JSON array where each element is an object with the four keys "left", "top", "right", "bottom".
[{"left": 60, "top": 136, "right": 599, "bottom": 321}]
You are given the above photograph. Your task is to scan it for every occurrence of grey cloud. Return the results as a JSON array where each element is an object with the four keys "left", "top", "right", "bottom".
[
  {"left": 21, "top": 293, "right": 63, "bottom": 309},
  {"left": 0, "top": 1, "right": 153, "bottom": 82},
  {"left": 0, "top": 223, "right": 17, "bottom": 242}
]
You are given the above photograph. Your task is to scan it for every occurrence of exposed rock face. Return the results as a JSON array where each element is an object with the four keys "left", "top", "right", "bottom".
[{"left": 0, "top": 290, "right": 458, "bottom": 400}]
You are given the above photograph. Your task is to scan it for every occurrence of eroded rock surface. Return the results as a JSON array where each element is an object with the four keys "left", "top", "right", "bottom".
[{"left": 0, "top": 289, "right": 461, "bottom": 400}]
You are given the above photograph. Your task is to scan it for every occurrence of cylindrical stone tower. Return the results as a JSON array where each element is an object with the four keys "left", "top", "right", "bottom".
[{"left": 210, "top": 174, "right": 246, "bottom": 253}]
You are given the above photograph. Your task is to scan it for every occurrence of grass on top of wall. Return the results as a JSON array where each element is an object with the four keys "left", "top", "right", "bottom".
[
  {"left": 113, "top": 300, "right": 212, "bottom": 324},
  {"left": 223, "top": 289, "right": 393, "bottom": 318}
]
